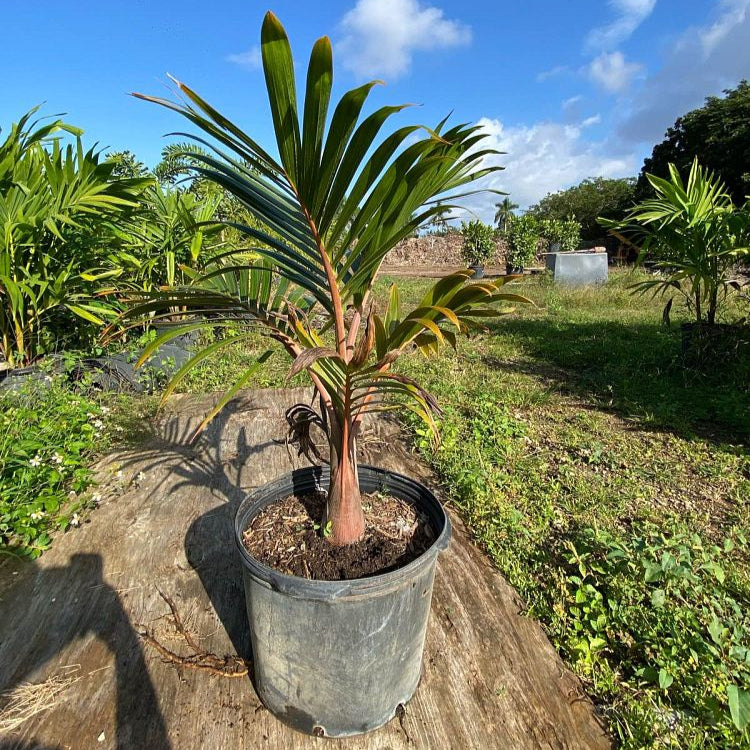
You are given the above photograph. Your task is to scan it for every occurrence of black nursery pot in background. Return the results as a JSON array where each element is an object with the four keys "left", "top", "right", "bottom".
[
  {"left": 470, "top": 264, "right": 485, "bottom": 279},
  {"left": 234, "top": 464, "right": 451, "bottom": 738}
]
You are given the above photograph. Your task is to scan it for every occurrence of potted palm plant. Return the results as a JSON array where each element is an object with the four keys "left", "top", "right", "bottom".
[
  {"left": 125, "top": 12, "right": 530, "bottom": 737},
  {"left": 460, "top": 219, "right": 496, "bottom": 278}
]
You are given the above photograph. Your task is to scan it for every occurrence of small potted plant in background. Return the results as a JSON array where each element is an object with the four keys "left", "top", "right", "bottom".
[
  {"left": 504, "top": 213, "right": 540, "bottom": 274},
  {"left": 460, "top": 219, "right": 496, "bottom": 278},
  {"left": 126, "top": 11, "right": 531, "bottom": 738},
  {"left": 541, "top": 217, "right": 581, "bottom": 254}
]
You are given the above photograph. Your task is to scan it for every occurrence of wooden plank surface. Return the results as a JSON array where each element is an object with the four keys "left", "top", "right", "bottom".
[{"left": 0, "top": 388, "right": 609, "bottom": 750}]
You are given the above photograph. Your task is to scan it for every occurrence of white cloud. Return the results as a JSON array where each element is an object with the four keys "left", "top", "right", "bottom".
[
  {"left": 586, "top": 0, "right": 657, "bottom": 50},
  {"left": 562, "top": 95, "right": 583, "bottom": 111},
  {"left": 619, "top": 0, "right": 750, "bottom": 143},
  {"left": 582, "top": 114, "right": 602, "bottom": 127},
  {"left": 457, "top": 117, "right": 637, "bottom": 220},
  {"left": 226, "top": 47, "right": 262, "bottom": 71},
  {"left": 699, "top": 0, "right": 749, "bottom": 53},
  {"left": 337, "top": 0, "right": 471, "bottom": 79},
  {"left": 588, "top": 51, "right": 644, "bottom": 93},
  {"left": 536, "top": 65, "right": 570, "bottom": 82}
]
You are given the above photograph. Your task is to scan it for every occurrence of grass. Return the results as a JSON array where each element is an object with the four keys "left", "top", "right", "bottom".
[
  {"left": 388, "top": 270, "right": 750, "bottom": 748},
  {"left": 8, "top": 268, "right": 747, "bottom": 746}
]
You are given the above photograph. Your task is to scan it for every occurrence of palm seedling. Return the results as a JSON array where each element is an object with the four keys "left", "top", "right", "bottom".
[
  {"left": 124, "top": 11, "right": 530, "bottom": 546},
  {"left": 0, "top": 108, "right": 149, "bottom": 366},
  {"left": 602, "top": 159, "right": 750, "bottom": 325}
]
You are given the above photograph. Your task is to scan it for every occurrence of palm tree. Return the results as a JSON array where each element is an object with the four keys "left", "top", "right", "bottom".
[
  {"left": 603, "top": 158, "right": 750, "bottom": 325},
  {"left": 494, "top": 197, "right": 519, "bottom": 232},
  {"left": 125, "top": 12, "right": 530, "bottom": 546}
]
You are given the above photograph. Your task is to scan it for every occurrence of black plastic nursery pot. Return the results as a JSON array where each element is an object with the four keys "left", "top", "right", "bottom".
[
  {"left": 234, "top": 464, "right": 451, "bottom": 738},
  {"left": 469, "top": 264, "right": 485, "bottom": 279}
]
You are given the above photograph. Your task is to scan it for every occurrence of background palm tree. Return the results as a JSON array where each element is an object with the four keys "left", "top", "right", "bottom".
[{"left": 494, "top": 196, "right": 519, "bottom": 232}]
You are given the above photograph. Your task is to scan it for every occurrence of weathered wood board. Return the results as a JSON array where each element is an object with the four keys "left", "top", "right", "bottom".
[{"left": 0, "top": 388, "right": 609, "bottom": 750}]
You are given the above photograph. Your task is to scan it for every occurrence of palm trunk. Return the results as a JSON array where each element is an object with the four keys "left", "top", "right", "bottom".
[
  {"left": 326, "top": 418, "right": 365, "bottom": 546},
  {"left": 708, "top": 286, "right": 718, "bottom": 325}
]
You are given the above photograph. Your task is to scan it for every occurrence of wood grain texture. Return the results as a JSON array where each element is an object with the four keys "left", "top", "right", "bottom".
[{"left": 0, "top": 388, "right": 610, "bottom": 750}]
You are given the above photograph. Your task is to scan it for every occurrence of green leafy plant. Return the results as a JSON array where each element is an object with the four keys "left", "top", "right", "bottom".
[
  {"left": 504, "top": 214, "right": 540, "bottom": 269},
  {"left": 460, "top": 220, "right": 496, "bottom": 267},
  {"left": 124, "top": 11, "right": 531, "bottom": 546},
  {"left": 602, "top": 159, "right": 750, "bottom": 325},
  {"left": 109, "top": 184, "right": 223, "bottom": 291},
  {"left": 0, "top": 375, "right": 111, "bottom": 557},
  {"left": 541, "top": 217, "right": 581, "bottom": 253},
  {"left": 561, "top": 525, "right": 750, "bottom": 741},
  {"left": 0, "top": 108, "right": 150, "bottom": 366}
]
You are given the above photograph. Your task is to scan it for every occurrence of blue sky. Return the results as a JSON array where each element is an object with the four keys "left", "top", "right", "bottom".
[{"left": 2, "top": 0, "right": 748, "bottom": 219}]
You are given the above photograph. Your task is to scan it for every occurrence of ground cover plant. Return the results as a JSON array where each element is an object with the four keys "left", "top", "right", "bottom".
[
  {"left": 394, "top": 271, "right": 750, "bottom": 748},
  {"left": 0, "top": 373, "right": 148, "bottom": 558}
]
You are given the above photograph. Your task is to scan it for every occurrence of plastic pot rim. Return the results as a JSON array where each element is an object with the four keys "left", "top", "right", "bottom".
[{"left": 234, "top": 464, "right": 451, "bottom": 602}]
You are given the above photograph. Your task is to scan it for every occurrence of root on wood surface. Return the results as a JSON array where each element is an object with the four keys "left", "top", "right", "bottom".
[{"left": 137, "top": 590, "right": 251, "bottom": 679}]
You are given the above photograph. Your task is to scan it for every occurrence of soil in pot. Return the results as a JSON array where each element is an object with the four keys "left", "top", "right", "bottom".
[{"left": 242, "top": 491, "right": 436, "bottom": 580}]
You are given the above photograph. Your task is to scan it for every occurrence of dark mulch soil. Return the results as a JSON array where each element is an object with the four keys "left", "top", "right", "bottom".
[{"left": 242, "top": 491, "right": 436, "bottom": 581}]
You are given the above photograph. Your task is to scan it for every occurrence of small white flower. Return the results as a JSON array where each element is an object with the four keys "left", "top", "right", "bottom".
[
  {"left": 44, "top": 375, "right": 53, "bottom": 383},
  {"left": 87, "top": 413, "right": 97, "bottom": 420},
  {"left": 135, "top": 471, "right": 146, "bottom": 484},
  {"left": 100, "top": 406, "right": 110, "bottom": 414},
  {"left": 51, "top": 452, "right": 63, "bottom": 465},
  {"left": 29, "top": 455, "right": 42, "bottom": 468},
  {"left": 30, "top": 511, "right": 46, "bottom": 521},
  {"left": 115, "top": 470, "right": 124, "bottom": 481},
  {"left": 114, "top": 426, "right": 124, "bottom": 433},
  {"left": 70, "top": 400, "right": 80, "bottom": 406},
  {"left": 91, "top": 492, "right": 102, "bottom": 505},
  {"left": 92, "top": 419, "right": 104, "bottom": 430},
  {"left": 70, "top": 513, "right": 81, "bottom": 527},
  {"left": 68, "top": 490, "right": 77, "bottom": 499}
]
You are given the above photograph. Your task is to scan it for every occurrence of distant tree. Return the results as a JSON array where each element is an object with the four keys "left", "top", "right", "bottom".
[
  {"left": 494, "top": 197, "right": 518, "bottom": 232},
  {"left": 106, "top": 150, "right": 150, "bottom": 180},
  {"left": 529, "top": 177, "right": 636, "bottom": 240},
  {"left": 638, "top": 81, "right": 750, "bottom": 205},
  {"left": 429, "top": 202, "right": 452, "bottom": 235},
  {"left": 153, "top": 142, "right": 211, "bottom": 186}
]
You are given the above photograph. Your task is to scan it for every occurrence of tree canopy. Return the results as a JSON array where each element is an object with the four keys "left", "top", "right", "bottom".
[
  {"left": 528, "top": 176, "right": 636, "bottom": 240},
  {"left": 638, "top": 81, "right": 750, "bottom": 205}
]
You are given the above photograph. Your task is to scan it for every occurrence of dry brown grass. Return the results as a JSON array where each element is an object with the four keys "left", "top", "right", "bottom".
[{"left": 0, "top": 666, "right": 80, "bottom": 733}]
